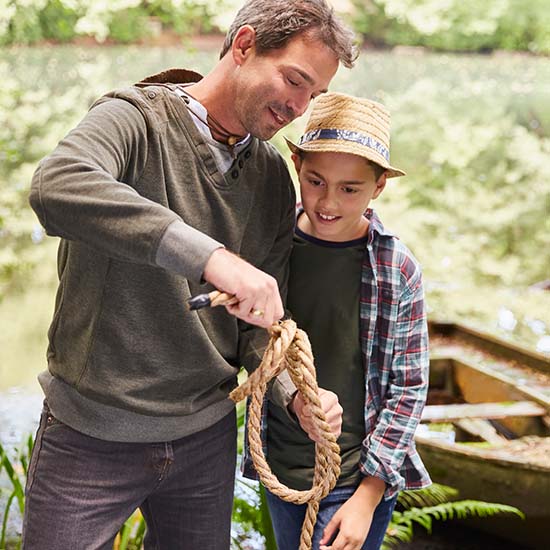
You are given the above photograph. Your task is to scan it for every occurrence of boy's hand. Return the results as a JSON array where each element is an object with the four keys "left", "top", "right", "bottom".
[
  {"left": 203, "top": 248, "right": 283, "bottom": 328},
  {"left": 290, "top": 388, "right": 343, "bottom": 443},
  {"left": 320, "top": 476, "right": 386, "bottom": 550}
]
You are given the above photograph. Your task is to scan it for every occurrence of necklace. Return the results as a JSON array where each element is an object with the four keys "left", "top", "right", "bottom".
[
  {"left": 136, "top": 80, "right": 246, "bottom": 154},
  {"left": 183, "top": 89, "right": 246, "bottom": 149}
]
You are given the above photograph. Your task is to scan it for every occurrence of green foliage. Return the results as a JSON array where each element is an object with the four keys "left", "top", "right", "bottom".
[
  {"left": 0, "top": 62, "right": 81, "bottom": 300},
  {"left": 108, "top": 6, "right": 151, "bottom": 44},
  {"left": 496, "top": 0, "right": 550, "bottom": 54},
  {"left": 114, "top": 511, "right": 146, "bottom": 550},
  {"left": 146, "top": 0, "right": 218, "bottom": 36},
  {"left": 389, "top": 82, "right": 550, "bottom": 288},
  {"left": 0, "top": 437, "right": 31, "bottom": 549},
  {"left": 352, "top": 0, "right": 550, "bottom": 54},
  {"left": 233, "top": 396, "right": 277, "bottom": 549},
  {"left": 0, "top": 1, "right": 45, "bottom": 46},
  {"left": 0, "top": 1, "right": 236, "bottom": 46},
  {"left": 1, "top": 0, "right": 549, "bottom": 53},
  {"left": 396, "top": 482, "right": 458, "bottom": 509},
  {"left": 38, "top": 0, "right": 80, "bottom": 42},
  {"left": 382, "top": 483, "right": 525, "bottom": 548}
]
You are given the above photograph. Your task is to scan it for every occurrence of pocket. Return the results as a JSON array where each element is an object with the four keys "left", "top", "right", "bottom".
[
  {"left": 25, "top": 409, "right": 49, "bottom": 495},
  {"left": 376, "top": 283, "right": 398, "bottom": 336}
]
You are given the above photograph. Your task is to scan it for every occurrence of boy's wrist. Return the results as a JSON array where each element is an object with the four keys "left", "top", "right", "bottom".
[{"left": 355, "top": 475, "right": 386, "bottom": 506}]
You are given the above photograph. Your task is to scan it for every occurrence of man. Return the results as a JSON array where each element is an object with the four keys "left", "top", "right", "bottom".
[{"left": 23, "top": 1, "right": 357, "bottom": 548}]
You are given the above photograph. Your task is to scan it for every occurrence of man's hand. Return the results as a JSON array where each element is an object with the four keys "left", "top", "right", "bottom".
[
  {"left": 289, "top": 388, "right": 343, "bottom": 443},
  {"left": 320, "top": 476, "right": 386, "bottom": 550},
  {"left": 203, "top": 248, "right": 283, "bottom": 328}
]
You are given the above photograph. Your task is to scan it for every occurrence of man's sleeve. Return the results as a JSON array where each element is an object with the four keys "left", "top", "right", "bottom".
[{"left": 29, "top": 97, "right": 222, "bottom": 283}]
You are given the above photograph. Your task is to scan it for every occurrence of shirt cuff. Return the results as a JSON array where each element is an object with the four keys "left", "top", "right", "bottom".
[
  {"left": 155, "top": 219, "right": 224, "bottom": 283},
  {"left": 267, "top": 370, "right": 299, "bottom": 425}
]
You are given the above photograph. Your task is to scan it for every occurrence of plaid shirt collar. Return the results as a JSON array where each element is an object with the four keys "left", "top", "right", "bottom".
[{"left": 365, "top": 208, "right": 394, "bottom": 240}]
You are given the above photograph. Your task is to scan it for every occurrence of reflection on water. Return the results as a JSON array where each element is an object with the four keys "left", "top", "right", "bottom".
[{"left": 0, "top": 389, "right": 42, "bottom": 454}]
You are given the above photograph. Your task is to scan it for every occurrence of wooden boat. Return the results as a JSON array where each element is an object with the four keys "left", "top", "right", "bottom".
[{"left": 415, "top": 321, "right": 550, "bottom": 549}]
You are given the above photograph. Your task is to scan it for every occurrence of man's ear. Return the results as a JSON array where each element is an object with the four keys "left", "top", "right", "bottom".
[
  {"left": 291, "top": 153, "right": 303, "bottom": 174},
  {"left": 373, "top": 172, "right": 388, "bottom": 199},
  {"left": 231, "top": 25, "right": 257, "bottom": 66}
]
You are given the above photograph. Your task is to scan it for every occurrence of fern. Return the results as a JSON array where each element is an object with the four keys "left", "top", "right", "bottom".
[
  {"left": 383, "top": 485, "right": 525, "bottom": 549},
  {"left": 397, "top": 483, "right": 458, "bottom": 508}
]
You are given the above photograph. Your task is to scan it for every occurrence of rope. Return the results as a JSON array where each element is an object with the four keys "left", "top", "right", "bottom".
[{"left": 229, "top": 318, "right": 342, "bottom": 549}]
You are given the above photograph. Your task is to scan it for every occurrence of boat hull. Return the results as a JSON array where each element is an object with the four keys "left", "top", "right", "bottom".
[
  {"left": 420, "top": 322, "right": 550, "bottom": 548},
  {"left": 416, "top": 437, "right": 550, "bottom": 549}
]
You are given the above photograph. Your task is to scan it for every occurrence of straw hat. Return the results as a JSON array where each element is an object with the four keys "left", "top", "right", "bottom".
[{"left": 285, "top": 92, "right": 405, "bottom": 178}]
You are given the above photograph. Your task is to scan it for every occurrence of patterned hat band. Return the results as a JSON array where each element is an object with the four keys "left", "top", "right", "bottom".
[{"left": 298, "top": 129, "right": 390, "bottom": 162}]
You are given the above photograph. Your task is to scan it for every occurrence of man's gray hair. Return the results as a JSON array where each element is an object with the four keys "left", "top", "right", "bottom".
[{"left": 220, "top": 0, "right": 358, "bottom": 68}]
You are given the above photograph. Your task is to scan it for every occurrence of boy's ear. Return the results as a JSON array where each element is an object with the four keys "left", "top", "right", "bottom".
[
  {"left": 373, "top": 172, "right": 388, "bottom": 199},
  {"left": 231, "top": 25, "right": 256, "bottom": 65},
  {"left": 291, "top": 153, "right": 303, "bottom": 173}
]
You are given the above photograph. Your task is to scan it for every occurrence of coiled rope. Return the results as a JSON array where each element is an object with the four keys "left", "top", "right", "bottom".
[{"left": 207, "top": 292, "right": 342, "bottom": 549}]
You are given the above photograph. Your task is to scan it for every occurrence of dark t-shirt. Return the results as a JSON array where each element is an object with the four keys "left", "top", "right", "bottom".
[{"left": 267, "top": 223, "right": 368, "bottom": 490}]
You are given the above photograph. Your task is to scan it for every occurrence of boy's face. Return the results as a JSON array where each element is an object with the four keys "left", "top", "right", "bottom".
[
  {"left": 293, "top": 151, "right": 387, "bottom": 242},
  {"left": 232, "top": 30, "right": 339, "bottom": 140}
]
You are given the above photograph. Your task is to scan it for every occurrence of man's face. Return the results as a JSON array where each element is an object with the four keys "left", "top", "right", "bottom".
[{"left": 233, "top": 33, "right": 339, "bottom": 140}]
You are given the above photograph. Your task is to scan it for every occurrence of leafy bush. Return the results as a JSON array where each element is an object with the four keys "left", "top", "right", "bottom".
[
  {"left": 0, "top": 0, "right": 46, "bottom": 45},
  {"left": 0, "top": 0, "right": 237, "bottom": 45},
  {"left": 108, "top": 6, "right": 151, "bottom": 44},
  {"left": 146, "top": 0, "right": 221, "bottom": 36},
  {"left": 389, "top": 82, "right": 550, "bottom": 288},
  {"left": 352, "top": 0, "right": 550, "bottom": 54},
  {"left": 0, "top": 66, "right": 82, "bottom": 299},
  {"left": 38, "top": 0, "right": 80, "bottom": 42}
]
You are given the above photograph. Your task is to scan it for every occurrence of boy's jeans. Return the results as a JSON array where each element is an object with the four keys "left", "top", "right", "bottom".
[
  {"left": 22, "top": 404, "right": 236, "bottom": 550},
  {"left": 266, "top": 485, "right": 397, "bottom": 550}
]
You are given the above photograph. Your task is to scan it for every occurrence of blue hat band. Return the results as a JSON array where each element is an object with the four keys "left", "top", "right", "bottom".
[{"left": 298, "top": 129, "right": 390, "bottom": 162}]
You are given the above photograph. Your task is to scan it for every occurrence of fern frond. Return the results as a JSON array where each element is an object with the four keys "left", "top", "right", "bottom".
[
  {"left": 383, "top": 521, "right": 414, "bottom": 549},
  {"left": 399, "top": 500, "right": 524, "bottom": 530},
  {"left": 383, "top": 499, "right": 524, "bottom": 548},
  {"left": 397, "top": 483, "right": 458, "bottom": 509}
]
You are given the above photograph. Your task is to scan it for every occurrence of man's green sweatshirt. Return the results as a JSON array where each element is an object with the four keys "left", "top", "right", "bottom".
[{"left": 29, "top": 72, "right": 296, "bottom": 442}]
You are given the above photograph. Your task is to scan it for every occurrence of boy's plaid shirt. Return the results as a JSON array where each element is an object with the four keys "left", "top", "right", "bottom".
[{"left": 242, "top": 209, "right": 431, "bottom": 499}]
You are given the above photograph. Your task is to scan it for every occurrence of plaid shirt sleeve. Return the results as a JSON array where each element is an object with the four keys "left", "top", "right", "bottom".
[{"left": 359, "top": 266, "right": 430, "bottom": 497}]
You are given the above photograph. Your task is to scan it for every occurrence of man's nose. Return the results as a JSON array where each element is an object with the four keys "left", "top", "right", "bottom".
[{"left": 287, "top": 91, "right": 311, "bottom": 118}]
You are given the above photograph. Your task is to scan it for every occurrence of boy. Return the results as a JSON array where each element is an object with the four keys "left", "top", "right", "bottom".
[{"left": 264, "top": 93, "right": 431, "bottom": 549}]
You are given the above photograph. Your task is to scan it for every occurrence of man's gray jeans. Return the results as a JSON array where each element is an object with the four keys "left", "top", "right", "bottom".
[{"left": 22, "top": 404, "right": 237, "bottom": 549}]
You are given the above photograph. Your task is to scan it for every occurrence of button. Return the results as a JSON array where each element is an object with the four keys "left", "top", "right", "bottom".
[
  {"left": 147, "top": 91, "right": 157, "bottom": 99},
  {"left": 231, "top": 170, "right": 239, "bottom": 179},
  {"left": 244, "top": 151, "right": 251, "bottom": 159}
]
